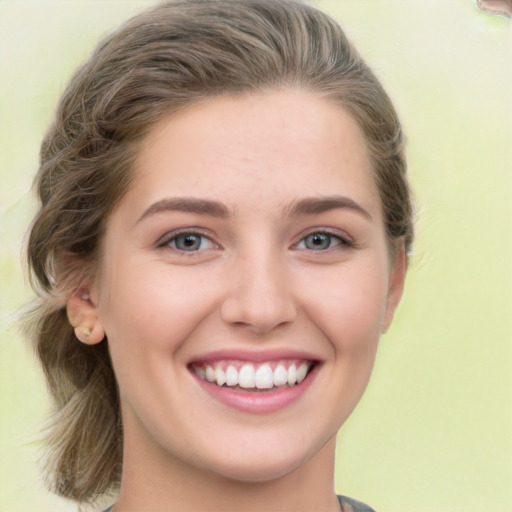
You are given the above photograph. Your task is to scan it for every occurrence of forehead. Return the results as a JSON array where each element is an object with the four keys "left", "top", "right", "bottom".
[{"left": 125, "top": 90, "right": 380, "bottom": 218}]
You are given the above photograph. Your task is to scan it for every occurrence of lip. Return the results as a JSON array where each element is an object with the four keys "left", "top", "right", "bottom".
[
  {"left": 188, "top": 351, "right": 321, "bottom": 414},
  {"left": 189, "top": 348, "right": 321, "bottom": 365}
]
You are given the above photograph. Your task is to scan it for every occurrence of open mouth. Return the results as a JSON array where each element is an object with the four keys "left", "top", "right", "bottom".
[{"left": 189, "top": 359, "right": 316, "bottom": 392}]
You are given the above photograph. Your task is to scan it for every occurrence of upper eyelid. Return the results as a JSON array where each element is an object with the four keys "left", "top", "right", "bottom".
[
  {"left": 156, "top": 228, "right": 218, "bottom": 248},
  {"left": 293, "top": 228, "right": 353, "bottom": 246},
  {"left": 294, "top": 234, "right": 345, "bottom": 251}
]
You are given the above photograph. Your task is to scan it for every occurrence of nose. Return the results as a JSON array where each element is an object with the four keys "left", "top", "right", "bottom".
[{"left": 220, "top": 251, "right": 297, "bottom": 335}]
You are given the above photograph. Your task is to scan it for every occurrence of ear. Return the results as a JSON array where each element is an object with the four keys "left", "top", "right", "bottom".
[
  {"left": 382, "top": 245, "right": 407, "bottom": 333},
  {"left": 66, "top": 283, "right": 105, "bottom": 345}
]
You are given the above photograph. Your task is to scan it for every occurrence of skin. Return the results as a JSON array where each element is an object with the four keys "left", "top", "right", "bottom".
[{"left": 68, "top": 90, "right": 406, "bottom": 511}]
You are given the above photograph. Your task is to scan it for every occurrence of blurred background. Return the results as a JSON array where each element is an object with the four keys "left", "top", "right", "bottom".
[{"left": 0, "top": 1, "right": 510, "bottom": 511}]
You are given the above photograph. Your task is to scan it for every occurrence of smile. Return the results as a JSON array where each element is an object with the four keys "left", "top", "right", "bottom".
[
  {"left": 189, "top": 358, "right": 319, "bottom": 414},
  {"left": 191, "top": 360, "right": 313, "bottom": 390}
]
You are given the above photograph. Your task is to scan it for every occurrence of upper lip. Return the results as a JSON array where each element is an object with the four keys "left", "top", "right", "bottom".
[{"left": 188, "top": 348, "right": 322, "bottom": 365}]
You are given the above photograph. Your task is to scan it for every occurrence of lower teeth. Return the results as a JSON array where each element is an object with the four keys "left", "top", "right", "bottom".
[{"left": 222, "top": 384, "right": 293, "bottom": 392}]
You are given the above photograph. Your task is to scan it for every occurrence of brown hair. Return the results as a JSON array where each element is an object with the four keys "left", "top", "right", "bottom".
[{"left": 25, "top": 0, "right": 414, "bottom": 505}]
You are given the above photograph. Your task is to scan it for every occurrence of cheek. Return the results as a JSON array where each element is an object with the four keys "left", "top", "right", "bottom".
[
  {"left": 98, "top": 271, "right": 209, "bottom": 405},
  {"left": 301, "top": 261, "right": 389, "bottom": 353},
  {"left": 99, "top": 261, "right": 220, "bottom": 357}
]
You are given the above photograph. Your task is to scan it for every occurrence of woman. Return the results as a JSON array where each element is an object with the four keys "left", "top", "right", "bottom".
[{"left": 25, "top": 1, "right": 414, "bottom": 510}]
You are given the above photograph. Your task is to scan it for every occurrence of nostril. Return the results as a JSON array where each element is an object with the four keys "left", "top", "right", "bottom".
[
  {"left": 219, "top": 261, "right": 298, "bottom": 332},
  {"left": 219, "top": 295, "right": 297, "bottom": 334}
]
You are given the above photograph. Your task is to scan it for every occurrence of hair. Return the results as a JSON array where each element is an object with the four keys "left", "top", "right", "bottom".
[{"left": 25, "top": 0, "right": 414, "bottom": 505}]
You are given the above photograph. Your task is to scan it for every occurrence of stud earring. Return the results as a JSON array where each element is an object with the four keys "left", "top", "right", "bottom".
[
  {"left": 75, "top": 326, "right": 92, "bottom": 343},
  {"left": 81, "top": 293, "right": 89, "bottom": 301}
]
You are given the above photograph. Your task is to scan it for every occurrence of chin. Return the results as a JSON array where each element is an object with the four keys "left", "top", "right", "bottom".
[
  {"left": 196, "top": 430, "right": 333, "bottom": 484},
  {"left": 205, "top": 455, "right": 307, "bottom": 484}
]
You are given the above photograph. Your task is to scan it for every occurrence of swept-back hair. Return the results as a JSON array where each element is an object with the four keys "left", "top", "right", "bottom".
[{"left": 25, "top": 0, "right": 413, "bottom": 505}]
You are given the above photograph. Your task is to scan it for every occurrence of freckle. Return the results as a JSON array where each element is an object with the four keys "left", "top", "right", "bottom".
[{"left": 476, "top": 0, "right": 512, "bottom": 18}]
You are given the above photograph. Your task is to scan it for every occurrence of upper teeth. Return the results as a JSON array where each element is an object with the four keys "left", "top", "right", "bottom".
[{"left": 194, "top": 361, "right": 311, "bottom": 389}]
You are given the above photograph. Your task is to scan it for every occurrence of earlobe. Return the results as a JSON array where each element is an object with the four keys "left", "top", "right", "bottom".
[
  {"left": 382, "top": 246, "right": 407, "bottom": 333},
  {"left": 66, "top": 288, "right": 105, "bottom": 345}
]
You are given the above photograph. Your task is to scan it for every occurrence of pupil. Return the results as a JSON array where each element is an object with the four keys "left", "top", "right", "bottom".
[
  {"left": 307, "top": 233, "right": 330, "bottom": 250},
  {"left": 178, "top": 234, "right": 200, "bottom": 250}
]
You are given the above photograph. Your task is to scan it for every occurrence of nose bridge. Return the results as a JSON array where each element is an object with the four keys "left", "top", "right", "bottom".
[{"left": 220, "top": 242, "right": 297, "bottom": 333}]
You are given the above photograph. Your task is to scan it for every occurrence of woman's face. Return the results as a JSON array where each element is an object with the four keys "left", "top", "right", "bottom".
[{"left": 88, "top": 91, "right": 405, "bottom": 481}]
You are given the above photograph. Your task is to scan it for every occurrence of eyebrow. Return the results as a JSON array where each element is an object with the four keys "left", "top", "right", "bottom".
[
  {"left": 136, "top": 194, "right": 372, "bottom": 224},
  {"left": 137, "top": 197, "right": 231, "bottom": 223},
  {"left": 284, "top": 195, "right": 373, "bottom": 220}
]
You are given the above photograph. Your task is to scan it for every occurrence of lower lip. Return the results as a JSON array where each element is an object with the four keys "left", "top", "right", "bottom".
[{"left": 191, "top": 366, "right": 318, "bottom": 414}]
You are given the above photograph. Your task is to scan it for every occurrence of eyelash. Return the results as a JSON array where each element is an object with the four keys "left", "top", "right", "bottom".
[
  {"left": 294, "top": 230, "right": 355, "bottom": 252},
  {"left": 157, "top": 229, "right": 219, "bottom": 253},
  {"left": 157, "top": 229, "right": 354, "bottom": 254}
]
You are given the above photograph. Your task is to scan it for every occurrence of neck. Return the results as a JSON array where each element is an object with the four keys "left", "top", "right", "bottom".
[{"left": 114, "top": 419, "right": 340, "bottom": 512}]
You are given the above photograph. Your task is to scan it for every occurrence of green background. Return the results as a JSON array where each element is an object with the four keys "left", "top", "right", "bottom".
[{"left": 1, "top": 1, "right": 510, "bottom": 511}]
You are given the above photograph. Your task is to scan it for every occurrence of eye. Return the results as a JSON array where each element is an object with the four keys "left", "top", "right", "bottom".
[
  {"left": 163, "top": 232, "right": 217, "bottom": 252},
  {"left": 296, "top": 232, "right": 350, "bottom": 251}
]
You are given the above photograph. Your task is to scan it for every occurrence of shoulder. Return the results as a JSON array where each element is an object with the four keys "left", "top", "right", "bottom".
[{"left": 337, "top": 495, "right": 377, "bottom": 512}]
